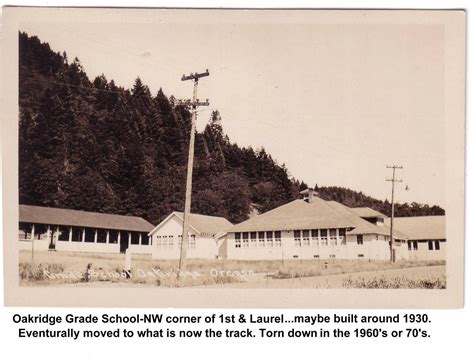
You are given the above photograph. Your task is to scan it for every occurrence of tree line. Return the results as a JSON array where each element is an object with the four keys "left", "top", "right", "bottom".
[{"left": 18, "top": 32, "right": 444, "bottom": 225}]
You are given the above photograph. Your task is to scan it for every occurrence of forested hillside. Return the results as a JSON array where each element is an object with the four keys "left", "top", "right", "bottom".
[{"left": 18, "top": 32, "right": 444, "bottom": 224}]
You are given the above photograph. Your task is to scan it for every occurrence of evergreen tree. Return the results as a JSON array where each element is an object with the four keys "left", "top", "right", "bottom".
[{"left": 18, "top": 31, "right": 445, "bottom": 225}]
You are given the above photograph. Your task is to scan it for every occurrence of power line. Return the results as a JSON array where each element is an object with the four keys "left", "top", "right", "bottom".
[
  {"left": 24, "top": 78, "right": 129, "bottom": 95},
  {"left": 23, "top": 77, "right": 190, "bottom": 123}
]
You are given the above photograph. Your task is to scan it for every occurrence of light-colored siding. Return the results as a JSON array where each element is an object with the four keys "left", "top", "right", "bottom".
[
  {"left": 150, "top": 214, "right": 218, "bottom": 260},
  {"left": 226, "top": 231, "right": 408, "bottom": 261},
  {"left": 407, "top": 240, "right": 446, "bottom": 260}
]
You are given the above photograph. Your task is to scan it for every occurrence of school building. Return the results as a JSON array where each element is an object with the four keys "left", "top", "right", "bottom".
[{"left": 19, "top": 204, "right": 154, "bottom": 254}]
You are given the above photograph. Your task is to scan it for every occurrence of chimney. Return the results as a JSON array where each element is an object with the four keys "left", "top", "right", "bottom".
[{"left": 300, "top": 188, "right": 317, "bottom": 203}]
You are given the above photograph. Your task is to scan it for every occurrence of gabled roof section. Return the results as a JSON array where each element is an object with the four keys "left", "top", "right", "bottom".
[
  {"left": 148, "top": 212, "right": 233, "bottom": 236},
  {"left": 19, "top": 204, "right": 154, "bottom": 232},
  {"left": 174, "top": 212, "right": 233, "bottom": 235},
  {"left": 351, "top": 207, "right": 387, "bottom": 219},
  {"left": 228, "top": 197, "right": 355, "bottom": 233},
  {"left": 384, "top": 216, "right": 446, "bottom": 240}
]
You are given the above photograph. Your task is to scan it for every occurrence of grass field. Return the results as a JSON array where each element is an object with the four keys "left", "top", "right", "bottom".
[{"left": 19, "top": 250, "right": 445, "bottom": 288}]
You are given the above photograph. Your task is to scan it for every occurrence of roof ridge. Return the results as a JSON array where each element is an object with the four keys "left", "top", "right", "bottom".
[
  {"left": 174, "top": 211, "right": 230, "bottom": 220},
  {"left": 20, "top": 204, "right": 147, "bottom": 220}
]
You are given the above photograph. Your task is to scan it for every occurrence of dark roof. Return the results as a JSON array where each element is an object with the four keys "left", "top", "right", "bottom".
[
  {"left": 351, "top": 207, "right": 387, "bottom": 219},
  {"left": 384, "top": 216, "right": 446, "bottom": 240},
  {"left": 227, "top": 197, "right": 355, "bottom": 233},
  {"left": 19, "top": 204, "right": 154, "bottom": 232}
]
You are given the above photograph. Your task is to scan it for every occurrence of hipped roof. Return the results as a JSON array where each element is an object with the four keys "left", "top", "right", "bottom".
[
  {"left": 227, "top": 198, "right": 355, "bottom": 233},
  {"left": 19, "top": 204, "right": 154, "bottom": 232},
  {"left": 351, "top": 207, "right": 387, "bottom": 219}
]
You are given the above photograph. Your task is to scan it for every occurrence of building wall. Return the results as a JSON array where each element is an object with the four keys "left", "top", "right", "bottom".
[
  {"left": 56, "top": 241, "right": 120, "bottom": 253},
  {"left": 226, "top": 231, "right": 407, "bottom": 261},
  {"left": 150, "top": 215, "right": 218, "bottom": 259},
  {"left": 19, "top": 239, "right": 50, "bottom": 251},
  {"left": 128, "top": 245, "right": 153, "bottom": 254},
  {"left": 19, "top": 223, "right": 151, "bottom": 254},
  {"left": 407, "top": 240, "right": 446, "bottom": 260}
]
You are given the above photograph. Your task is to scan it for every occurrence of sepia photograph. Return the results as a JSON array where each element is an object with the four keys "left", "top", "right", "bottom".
[{"left": 1, "top": 7, "right": 465, "bottom": 307}]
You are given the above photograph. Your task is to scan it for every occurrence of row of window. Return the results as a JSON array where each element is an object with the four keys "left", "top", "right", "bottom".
[
  {"left": 155, "top": 235, "right": 196, "bottom": 249},
  {"left": 408, "top": 240, "right": 441, "bottom": 251},
  {"left": 294, "top": 229, "right": 348, "bottom": 247},
  {"left": 234, "top": 231, "right": 282, "bottom": 248},
  {"left": 18, "top": 223, "right": 150, "bottom": 245},
  {"left": 234, "top": 230, "right": 372, "bottom": 248}
]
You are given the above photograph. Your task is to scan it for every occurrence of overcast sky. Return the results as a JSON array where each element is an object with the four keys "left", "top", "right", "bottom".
[{"left": 20, "top": 10, "right": 446, "bottom": 206}]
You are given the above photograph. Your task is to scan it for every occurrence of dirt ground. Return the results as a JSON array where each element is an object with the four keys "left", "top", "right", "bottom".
[
  {"left": 19, "top": 250, "right": 445, "bottom": 288},
  {"left": 206, "top": 265, "right": 446, "bottom": 289}
]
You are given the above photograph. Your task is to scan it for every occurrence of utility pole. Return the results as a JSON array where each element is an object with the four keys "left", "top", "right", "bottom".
[
  {"left": 386, "top": 165, "right": 403, "bottom": 262},
  {"left": 178, "top": 70, "right": 210, "bottom": 272}
]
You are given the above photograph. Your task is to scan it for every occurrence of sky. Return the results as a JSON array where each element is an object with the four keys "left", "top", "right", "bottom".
[{"left": 19, "top": 10, "right": 446, "bottom": 207}]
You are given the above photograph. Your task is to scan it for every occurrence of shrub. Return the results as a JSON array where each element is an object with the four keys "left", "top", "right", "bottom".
[
  {"left": 19, "top": 262, "right": 64, "bottom": 282},
  {"left": 342, "top": 276, "right": 446, "bottom": 289}
]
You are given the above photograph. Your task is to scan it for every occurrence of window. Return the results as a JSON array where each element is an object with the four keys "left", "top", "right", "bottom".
[
  {"left": 413, "top": 241, "right": 418, "bottom": 251},
  {"left": 19, "top": 223, "right": 33, "bottom": 240},
  {"left": 329, "top": 254, "right": 336, "bottom": 259},
  {"left": 311, "top": 229, "right": 319, "bottom": 246},
  {"left": 141, "top": 233, "right": 150, "bottom": 245},
  {"left": 357, "top": 235, "right": 364, "bottom": 245},
  {"left": 274, "top": 231, "right": 282, "bottom": 247},
  {"left": 235, "top": 233, "right": 241, "bottom": 248},
  {"left": 168, "top": 235, "right": 174, "bottom": 248},
  {"left": 294, "top": 230, "right": 302, "bottom": 247},
  {"left": 189, "top": 235, "right": 196, "bottom": 249},
  {"left": 293, "top": 255, "right": 299, "bottom": 259},
  {"left": 329, "top": 229, "right": 337, "bottom": 245},
  {"left": 162, "top": 235, "right": 168, "bottom": 248},
  {"left": 131, "top": 232, "right": 140, "bottom": 245},
  {"left": 242, "top": 232, "right": 249, "bottom": 248},
  {"left": 320, "top": 229, "right": 328, "bottom": 245},
  {"left": 156, "top": 235, "right": 162, "bottom": 247},
  {"left": 358, "top": 254, "right": 364, "bottom": 258},
  {"left": 84, "top": 228, "right": 95, "bottom": 243},
  {"left": 250, "top": 232, "right": 257, "bottom": 247},
  {"left": 408, "top": 241, "right": 412, "bottom": 251},
  {"left": 57, "top": 225, "right": 69, "bottom": 242},
  {"left": 266, "top": 231, "right": 273, "bottom": 247},
  {"left": 313, "top": 255, "right": 319, "bottom": 259},
  {"left": 339, "top": 228, "right": 347, "bottom": 245},
  {"left": 109, "top": 230, "right": 119, "bottom": 244},
  {"left": 258, "top": 231, "right": 265, "bottom": 247},
  {"left": 428, "top": 241, "right": 433, "bottom": 250},
  {"left": 302, "top": 230, "right": 310, "bottom": 246},
  {"left": 435, "top": 241, "right": 440, "bottom": 250}
]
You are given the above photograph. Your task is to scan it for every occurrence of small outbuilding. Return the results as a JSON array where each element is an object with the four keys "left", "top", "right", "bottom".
[
  {"left": 149, "top": 212, "right": 233, "bottom": 260},
  {"left": 385, "top": 216, "right": 446, "bottom": 260},
  {"left": 19, "top": 204, "right": 154, "bottom": 254}
]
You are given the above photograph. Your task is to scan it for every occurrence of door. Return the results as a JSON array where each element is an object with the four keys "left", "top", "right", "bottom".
[{"left": 120, "top": 231, "right": 129, "bottom": 253}]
